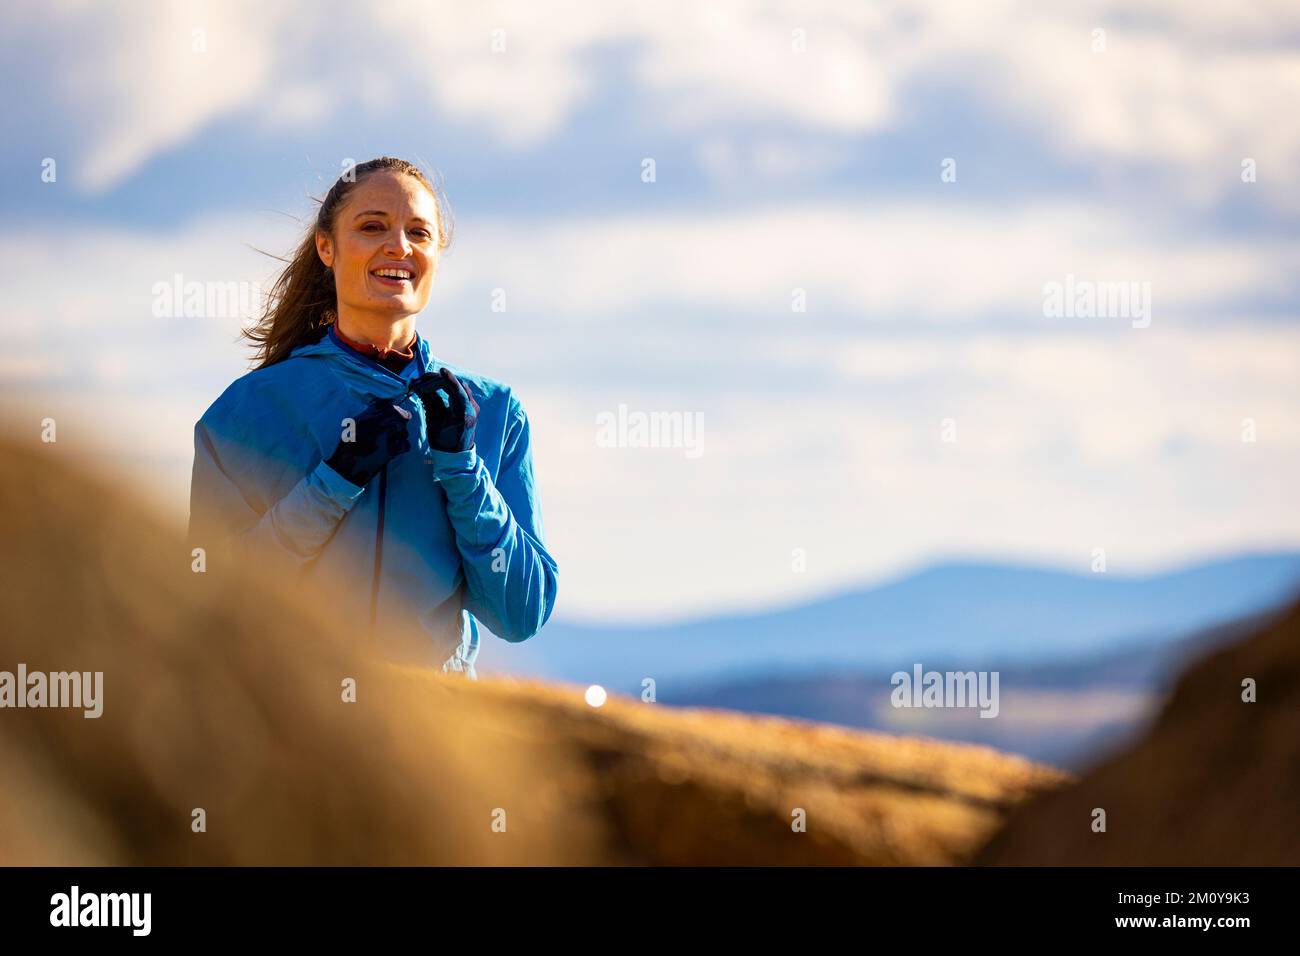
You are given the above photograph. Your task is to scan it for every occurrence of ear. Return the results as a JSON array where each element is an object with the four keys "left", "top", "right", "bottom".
[{"left": 315, "top": 230, "right": 334, "bottom": 269}]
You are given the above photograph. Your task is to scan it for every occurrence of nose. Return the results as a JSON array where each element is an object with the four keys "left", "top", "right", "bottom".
[{"left": 384, "top": 230, "right": 414, "bottom": 257}]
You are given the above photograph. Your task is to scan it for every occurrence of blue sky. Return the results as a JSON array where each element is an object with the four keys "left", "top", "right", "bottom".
[{"left": 2, "top": 0, "right": 1298, "bottom": 622}]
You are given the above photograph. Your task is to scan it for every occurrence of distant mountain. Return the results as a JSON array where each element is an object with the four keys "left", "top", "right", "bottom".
[
  {"left": 486, "top": 552, "right": 1300, "bottom": 696},
  {"left": 656, "top": 610, "right": 1281, "bottom": 771}
]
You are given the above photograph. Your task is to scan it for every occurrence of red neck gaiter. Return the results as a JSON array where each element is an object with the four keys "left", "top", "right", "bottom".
[{"left": 332, "top": 324, "right": 417, "bottom": 375}]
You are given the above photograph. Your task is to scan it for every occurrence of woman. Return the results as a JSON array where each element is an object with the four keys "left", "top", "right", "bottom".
[{"left": 188, "top": 157, "right": 558, "bottom": 678}]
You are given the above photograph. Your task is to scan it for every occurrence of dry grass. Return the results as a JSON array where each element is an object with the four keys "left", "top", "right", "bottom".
[{"left": 0, "top": 433, "right": 1067, "bottom": 865}]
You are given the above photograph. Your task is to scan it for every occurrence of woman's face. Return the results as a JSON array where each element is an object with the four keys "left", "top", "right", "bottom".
[{"left": 316, "top": 171, "right": 441, "bottom": 322}]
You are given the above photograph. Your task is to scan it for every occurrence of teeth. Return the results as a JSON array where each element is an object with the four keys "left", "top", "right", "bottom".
[{"left": 374, "top": 269, "right": 413, "bottom": 280}]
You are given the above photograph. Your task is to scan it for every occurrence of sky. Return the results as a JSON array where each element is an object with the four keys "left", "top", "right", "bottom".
[{"left": 1, "top": 0, "right": 1298, "bottom": 623}]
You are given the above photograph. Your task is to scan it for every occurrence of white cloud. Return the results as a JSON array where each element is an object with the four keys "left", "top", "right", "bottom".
[
  {"left": 523, "top": 319, "right": 1300, "bottom": 620},
  {"left": 693, "top": 135, "right": 855, "bottom": 191},
  {"left": 436, "top": 200, "right": 1297, "bottom": 322},
  {"left": 7, "top": 0, "right": 1298, "bottom": 202},
  {"left": 1, "top": 198, "right": 1296, "bottom": 620},
  {"left": 5, "top": 0, "right": 289, "bottom": 194}
]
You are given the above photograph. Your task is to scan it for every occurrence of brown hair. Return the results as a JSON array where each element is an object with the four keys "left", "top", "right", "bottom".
[{"left": 243, "top": 157, "right": 454, "bottom": 369}]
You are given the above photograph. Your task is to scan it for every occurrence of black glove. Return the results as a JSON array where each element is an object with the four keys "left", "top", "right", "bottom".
[
  {"left": 325, "top": 396, "right": 412, "bottom": 487},
  {"left": 409, "top": 367, "right": 480, "bottom": 453}
]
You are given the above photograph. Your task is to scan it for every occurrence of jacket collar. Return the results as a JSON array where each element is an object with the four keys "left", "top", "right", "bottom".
[{"left": 289, "top": 324, "right": 438, "bottom": 394}]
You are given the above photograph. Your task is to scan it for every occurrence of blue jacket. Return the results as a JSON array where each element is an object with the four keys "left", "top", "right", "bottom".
[{"left": 187, "top": 325, "right": 559, "bottom": 677}]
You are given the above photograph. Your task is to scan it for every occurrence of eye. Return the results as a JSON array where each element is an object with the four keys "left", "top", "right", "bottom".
[
  {"left": 361, "top": 222, "right": 384, "bottom": 232},
  {"left": 412, "top": 228, "right": 433, "bottom": 240}
]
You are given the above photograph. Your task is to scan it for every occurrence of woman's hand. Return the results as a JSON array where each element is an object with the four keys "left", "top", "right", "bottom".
[
  {"left": 324, "top": 396, "right": 412, "bottom": 487},
  {"left": 410, "top": 368, "right": 480, "bottom": 453}
]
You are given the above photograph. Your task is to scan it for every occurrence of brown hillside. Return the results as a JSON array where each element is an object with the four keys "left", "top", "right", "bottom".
[
  {"left": 975, "top": 600, "right": 1300, "bottom": 865},
  {"left": 0, "top": 433, "right": 1067, "bottom": 865}
]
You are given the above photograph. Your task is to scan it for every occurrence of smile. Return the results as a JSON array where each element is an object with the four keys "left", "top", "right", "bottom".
[{"left": 371, "top": 267, "right": 414, "bottom": 285}]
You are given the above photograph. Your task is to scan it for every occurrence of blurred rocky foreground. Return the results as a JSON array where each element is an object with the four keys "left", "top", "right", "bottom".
[
  {"left": 1, "top": 434, "right": 1295, "bottom": 865},
  {"left": 977, "top": 597, "right": 1300, "bottom": 865}
]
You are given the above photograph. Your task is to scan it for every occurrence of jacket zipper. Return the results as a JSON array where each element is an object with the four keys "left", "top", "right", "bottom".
[
  {"left": 367, "top": 463, "right": 389, "bottom": 641},
  {"left": 325, "top": 326, "right": 425, "bottom": 643}
]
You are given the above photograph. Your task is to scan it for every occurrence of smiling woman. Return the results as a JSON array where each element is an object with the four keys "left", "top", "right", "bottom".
[
  {"left": 187, "top": 157, "right": 559, "bottom": 676},
  {"left": 245, "top": 156, "right": 455, "bottom": 368}
]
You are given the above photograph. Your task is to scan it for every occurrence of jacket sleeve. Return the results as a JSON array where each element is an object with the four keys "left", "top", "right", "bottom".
[
  {"left": 188, "top": 420, "right": 366, "bottom": 576},
  {"left": 427, "top": 398, "right": 559, "bottom": 643}
]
